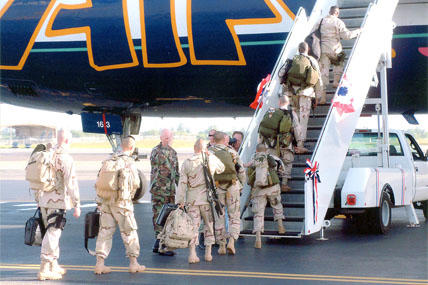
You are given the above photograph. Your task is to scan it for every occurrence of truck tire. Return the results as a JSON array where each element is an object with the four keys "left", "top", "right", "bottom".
[
  {"left": 423, "top": 201, "right": 428, "bottom": 220},
  {"left": 369, "top": 192, "right": 392, "bottom": 234}
]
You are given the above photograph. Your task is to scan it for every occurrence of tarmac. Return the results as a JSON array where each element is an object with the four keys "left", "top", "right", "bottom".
[{"left": 0, "top": 149, "right": 427, "bottom": 284}]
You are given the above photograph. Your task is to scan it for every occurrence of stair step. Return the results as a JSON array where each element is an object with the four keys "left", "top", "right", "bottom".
[
  {"left": 244, "top": 216, "right": 304, "bottom": 222},
  {"left": 342, "top": 18, "right": 364, "bottom": 29},
  {"left": 282, "top": 202, "right": 304, "bottom": 208},
  {"left": 240, "top": 230, "right": 302, "bottom": 238},
  {"left": 338, "top": 0, "right": 373, "bottom": 9},
  {"left": 339, "top": 8, "right": 367, "bottom": 18},
  {"left": 282, "top": 190, "right": 304, "bottom": 195}
]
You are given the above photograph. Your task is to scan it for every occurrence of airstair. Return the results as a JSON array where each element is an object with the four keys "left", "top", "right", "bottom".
[{"left": 239, "top": 0, "right": 398, "bottom": 238}]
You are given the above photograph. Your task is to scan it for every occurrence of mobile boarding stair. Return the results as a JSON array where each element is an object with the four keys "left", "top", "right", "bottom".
[{"left": 239, "top": 0, "right": 398, "bottom": 239}]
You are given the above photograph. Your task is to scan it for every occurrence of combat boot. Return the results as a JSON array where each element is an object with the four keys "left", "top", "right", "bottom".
[
  {"left": 218, "top": 242, "right": 227, "bottom": 255},
  {"left": 281, "top": 184, "right": 291, "bottom": 193},
  {"left": 205, "top": 245, "right": 213, "bottom": 262},
  {"left": 38, "top": 261, "right": 62, "bottom": 281},
  {"left": 278, "top": 219, "right": 286, "bottom": 234},
  {"left": 129, "top": 256, "right": 146, "bottom": 273},
  {"left": 227, "top": 237, "right": 236, "bottom": 255},
  {"left": 254, "top": 232, "right": 262, "bottom": 249},
  {"left": 51, "top": 260, "right": 66, "bottom": 275},
  {"left": 94, "top": 256, "right": 112, "bottom": 275},
  {"left": 158, "top": 244, "right": 175, "bottom": 256},
  {"left": 188, "top": 244, "right": 200, "bottom": 264}
]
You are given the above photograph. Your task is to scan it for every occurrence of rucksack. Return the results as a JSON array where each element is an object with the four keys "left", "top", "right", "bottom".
[
  {"left": 287, "top": 54, "right": 319, "bottom": 88},
  {"left": 158, "top": 208, "right": 194, "bottom": 250},
  {"left": 305, "top": 19, "right": 323, "bottom": 60},
  {"left": 278, "top": 58, "right": 293, "bottom": 84},
  {"left": 213, "top": 148, "right": 237, "bottom": 184},
  {"left": 259, "top": 108, "right": 284, "bottom": 139},
  {"left": 247, "top": 154, "right": 280, "bottom": 188},
  {"left": 95, "top": 155, "right": 140, "bottom": 200},
  {"left": 25, "top": 145, "right": 57, "bottom": 192}
]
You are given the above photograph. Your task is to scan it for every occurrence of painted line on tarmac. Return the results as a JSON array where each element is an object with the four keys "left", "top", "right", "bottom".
[
  {"left": 80, "top": 203, "right": 97, "bottom": 208},
  {"left": 1, "top": 264, "right": 427, "bottom": 284},
  {"left": 13, "top": 203, "right": 37, "bottom": 207}
]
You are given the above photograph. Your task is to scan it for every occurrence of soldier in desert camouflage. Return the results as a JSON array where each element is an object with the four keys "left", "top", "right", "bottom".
[
  {"left": 150, "top": 129, "right": 179, "bottom": 256},
  {"left": 94, "top": 136, "right": 145, "bottom": 275},
  {"left": 36, "top": 129, "right": 81, "bottom": 281},
  {"left": 176, "top": 139, "right": 225, "bottom": 263},
  {"left": 210, "top": 131, "right": 246, "bottom": 255}
]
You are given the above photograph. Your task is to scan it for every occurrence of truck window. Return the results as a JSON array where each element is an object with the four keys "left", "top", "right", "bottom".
[
  {"left": 405, "top": 134, "right": 426, "bottom": 161},
  {"left": 348, "top": 132, "right": 404, "bottom": 156},
  {"left": 389, "top": 133, "right": 404, "bottom": 156}
]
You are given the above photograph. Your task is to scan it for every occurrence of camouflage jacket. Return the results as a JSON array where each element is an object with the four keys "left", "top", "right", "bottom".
[
  {"left": 150, "top": 143, "right": 179, "bottom": 196},
  {"left": 38, "top": 146, "right": 80, "bottom": 210},
  {"left": 210, "top": 144, "right": 246, "bottom": 189}
]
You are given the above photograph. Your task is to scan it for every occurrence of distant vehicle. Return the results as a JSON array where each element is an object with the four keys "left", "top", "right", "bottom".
[{"left": 328, "top": 129, "right": 428, "bottom": 233}]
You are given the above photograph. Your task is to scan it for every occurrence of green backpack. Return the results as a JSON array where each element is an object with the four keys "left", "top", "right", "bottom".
[
  {"left": 213, "top": 148, "right": 237, "bottom": 184},
  {"left": 287, "top": 54, "right": 319, "bottom": 88},
  {"left": 259, "top": 108, "right": 283, "bottom": 139},
  {"left": 246, "top": 155, "right": 280, "bottom": 187}
]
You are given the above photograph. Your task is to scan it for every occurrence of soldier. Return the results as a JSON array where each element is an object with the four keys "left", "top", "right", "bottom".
[
  {"left": 232, "top": 131, "right": 244, "bottom": 152},
  {"left": 94, "top": 136, "right": 145, "bottom": 274},
  {"left": 211, "top": 131, "right": 245, "bottom": 255},
  {"left": 176, "top": 139, "right": 225, "bottom": 263},
  {"left": 284, "top": 42, "right": 321, "bottom": 154},
  {"left": 245, "top": 143, "right": 285, "bottom": 248},
  {"left": 319, "top": 5, "right": 361, "bottom": 104},
  {"left": 36, "top": 129, "right": 81, "bottom": 281},
  {"left": 258, "top": 96, "right": 295, "bottom": 192},
  {"left": 150, "top": 129, "right": 179, "bottom": 256},
  {"left": 207, "top": 129, "right": 216, "bottom": 149}
]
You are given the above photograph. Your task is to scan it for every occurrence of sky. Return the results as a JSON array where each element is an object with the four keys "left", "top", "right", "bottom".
[{"left": 0, "top": 103, "right": 427, "bottom": 134}]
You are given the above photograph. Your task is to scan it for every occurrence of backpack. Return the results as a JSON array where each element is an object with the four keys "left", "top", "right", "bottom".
[
  {"left": 287, "top": 55, "right": 319, "bottom": 88},
  {"left": 305, "top": 19, "right": 323, "bottom": 60},
  {"left": 158, "top": 208, "right": 194, "bottom": 250},
  {"left": 95, "top": 155, "right": 140, "bottom": 200},
  {"left": 259, "top": 108, "right": 283, "bottom": 140},
  {"left": 25, "top": 145, "right": 57, "bottom": 192},
  {"left": 213, "top": 148, "right": 237, "bottom": 184},
  {"left": 248, "top": 154, "right": 280, "bottom": 188},
  {"left": 278, "top": 58, "right": 293, "bottom": 84},
  {"left": 278, "top": 111, "right": 293, "bottom": 148}
]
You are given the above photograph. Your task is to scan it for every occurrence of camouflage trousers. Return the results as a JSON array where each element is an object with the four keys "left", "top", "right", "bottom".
[
  {"left": 320, "top": 52, "right": 344, "bottom": 100},
  {"left": 95, "top": 204, "right": 140, "bottom": 259},
  {"left": 187, "top": 204, "right": 215, "bottom": 246},
  {"left": 215, "top": 183, "right": 241, "bottom": 243},
  {"left": 151, "top": 193, "right": 175, "bottom": 237},
  {"left": 267, "top": 148, "right": 294, "bottom": 186},
  {"left": 40, "top": 208, "right": 63, "bottom": 262},
  {"left": 289, "top": 93, "right": 312, "bottom": 146},
  {"left": 251, "top": 184, "right": 284, "bottom": 233}
]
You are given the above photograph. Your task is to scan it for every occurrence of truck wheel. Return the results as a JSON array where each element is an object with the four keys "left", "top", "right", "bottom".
[
  {"left": 423, "top": 201, "right": 428, "bottom": 220},
  {"left": 369, "top": 192, "right": 392, "bottom": 234}
]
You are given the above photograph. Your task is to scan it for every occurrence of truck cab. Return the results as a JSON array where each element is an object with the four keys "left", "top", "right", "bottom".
[{"left": 328, "top": 129, "right": 428, "bottom": 233}]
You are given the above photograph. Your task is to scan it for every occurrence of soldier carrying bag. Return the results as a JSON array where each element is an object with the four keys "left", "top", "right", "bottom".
[
  {"left": 24, "top": 207, "right": 45, "bottom": 246},
  {"left": 84, "top": 207, "right": 100, "bottom": 256}
]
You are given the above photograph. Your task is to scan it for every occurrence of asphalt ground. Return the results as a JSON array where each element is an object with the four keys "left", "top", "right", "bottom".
[{"left": 0, "top": 149, "right": 427, "bottom": 284}]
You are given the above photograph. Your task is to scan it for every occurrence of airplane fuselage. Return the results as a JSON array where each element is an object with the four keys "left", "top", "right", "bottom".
[{"left": 0, "top": 0, "right": 427, "bottom": 117}]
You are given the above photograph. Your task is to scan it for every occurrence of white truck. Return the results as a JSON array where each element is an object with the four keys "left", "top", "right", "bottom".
[{"left": 326, "top": 129, "right": 428, "bottom": 233}]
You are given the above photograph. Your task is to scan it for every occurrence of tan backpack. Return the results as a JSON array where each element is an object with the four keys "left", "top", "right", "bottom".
[
  {"left": 25, "top": 146, "right": 57, "bottom": 192},
  {"left": 158, "top": 208, "right": 194, "bottom": 250},
  {"left": 95, "top": 156, "right": 140, "bottom": 200}
]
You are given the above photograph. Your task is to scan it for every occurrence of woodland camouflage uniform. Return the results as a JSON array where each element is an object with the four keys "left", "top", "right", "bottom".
[{"left": 150, "top": 143, "right": 179, "bottom": 237}]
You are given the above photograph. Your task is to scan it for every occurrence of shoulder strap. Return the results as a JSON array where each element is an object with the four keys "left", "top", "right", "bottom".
[{"left": 317, "top": 18, "right": 324, "bottom": 33}]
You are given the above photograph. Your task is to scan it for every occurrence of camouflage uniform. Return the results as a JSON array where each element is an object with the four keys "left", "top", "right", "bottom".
[
  {"left": 176, "top": 153, "right": 224, "bottom": 246},
  {"left": 248, "top": 152, "right": 284, "bottom": 233},
  {"left": 37, "top": 146, "right": 80, "bottom": 263},
  {"left": 319, "top": 15, "right": 360, "bottom": 100},
  {"left": 95, "top": 154, "right": 141, "bottom": 259},
  {"left": 258, "top": 108, "right": 295, "bottom": 188},
  {"left": 150, "top": 143, "right": 179, "bottom": 237},
  {"left": 285, "top": 54, "right": 321, "bottom": 147},
  {"left": 211, "top": 144, "right": 245, "bottom": 243}
]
